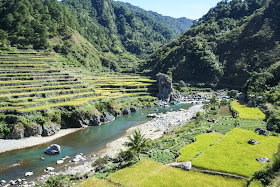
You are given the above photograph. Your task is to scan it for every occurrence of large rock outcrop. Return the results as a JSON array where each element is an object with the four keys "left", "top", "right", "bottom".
[
  {"left": 42, "top": 123, "right": 61, "bottom": 136},
  {"left": 157, "top": 73, "right": 173, "bottom": 102},
  {"left": 24, "top": 123, "right": 42, "bottom": 137},
  {"left": 7, "top": 124, "right": 25, "bottom": 139},
  {"left": 101, "top": 112, "right": 115, "bottom": 123}
]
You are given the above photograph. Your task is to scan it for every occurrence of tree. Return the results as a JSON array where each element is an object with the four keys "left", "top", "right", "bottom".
[
  {"left": 228, "top": 90, "right": 238, "bottom": 98},
  {"left": 124, "top": 130, "right": 147, "bottom": 161}
]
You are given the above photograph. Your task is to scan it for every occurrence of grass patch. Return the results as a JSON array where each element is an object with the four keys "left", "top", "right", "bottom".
[
  {"left": 80, "top": 177, "right": 118, "bottom": 187},
  {"left": 108, "top": 160, "right": 247, "bottom": 187},
  {"left": 211, "top": 116, "right": 266, "bottom": 134},
  {"left": 178, "top": 133, "right": 223, "bottom": 162},
  {"left": 192, "top": 128, "right": 280, "bottom": 177},
  {"left": 231, "top": 100, "right": 265, "bottom": 119}
]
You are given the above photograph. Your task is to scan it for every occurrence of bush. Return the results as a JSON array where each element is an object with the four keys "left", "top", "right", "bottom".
[
  {"left": 92, "top": 157, "right": 109, "bottom": 171},
  {"left": 44, "top": 175, "right": 71, "bottom": 187}
]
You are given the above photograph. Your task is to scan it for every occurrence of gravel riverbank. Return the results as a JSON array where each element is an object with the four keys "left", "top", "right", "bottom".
[
  {"left": 61, "top": 104, "right": 204, "bottom": 177},
  {"left": 0, "top": 128, "right": 82, "bottom": 154}
]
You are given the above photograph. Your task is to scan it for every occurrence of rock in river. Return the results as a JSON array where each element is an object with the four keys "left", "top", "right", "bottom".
[
  {"left": 56, "top": 160, "right": 64, "bottom": 165},
  {"left": 25, "top": 171, "right": 33, "bottom": 177},
  {"left": 45, "top": 144, "right": 61, "bottom": 155}
]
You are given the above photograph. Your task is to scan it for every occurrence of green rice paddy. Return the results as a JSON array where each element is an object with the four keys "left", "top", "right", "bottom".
[
  {"left": 0, "top": 52, "right": 156, "bottom": 112},
  {"left": 178, "top": 133, "right": 223, "bottom": 162},
  {"left": 107, "top": 160, "right": 247, "bottom": 187},
  {"left": 231, "top": 100, "right": 266, "bottom": 119},
  {"left": 192, "top": 128, "right": 280, "bottom": 177}
]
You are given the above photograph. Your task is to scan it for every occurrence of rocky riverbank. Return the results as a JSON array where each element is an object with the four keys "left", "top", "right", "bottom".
[{"left": 54, "top": 104, "right": 204, "bottom": 181}]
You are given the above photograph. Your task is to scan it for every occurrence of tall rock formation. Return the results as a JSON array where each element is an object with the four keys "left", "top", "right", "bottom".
[{"left": 157, "top": 73, "right": 173, "bottom": 102}]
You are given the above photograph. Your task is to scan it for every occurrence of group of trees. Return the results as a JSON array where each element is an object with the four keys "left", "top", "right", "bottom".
[
  {"left": 0, "top": 0, "right": 77, "bottom": 49},
  {"left": 143, "top": 0, "right": 279, "bottom": 89}
]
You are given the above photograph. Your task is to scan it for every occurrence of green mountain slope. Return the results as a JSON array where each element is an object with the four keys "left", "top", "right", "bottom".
[
  {"left": 115, "top": 1, "right": 193, "bottom": 38},
  {"left": 142, "top": 0, "right": 278, "bottom": 89},
  {"left": 0, "top": 0, "right": 192, "bottom": 72}
]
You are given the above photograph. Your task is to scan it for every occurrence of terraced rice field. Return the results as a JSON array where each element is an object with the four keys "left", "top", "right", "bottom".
[
  {"left": 0, "top": 52, "right": 156, "bottom": 112},
  {"left": 178, "top": 133, "right": 223, "bottom": 162},
  {"left": 106, "top": 160, "right": 247, "bottom": 187},
  {"left": 231, "top": 100, "right": 266, "bottom": 119},
  {"left": 192, "top": 128, "right": 280, "bottom": 177}
]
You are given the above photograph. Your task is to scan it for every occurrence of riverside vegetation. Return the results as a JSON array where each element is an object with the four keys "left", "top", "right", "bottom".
[
  {"left": 1, "top": 0, "right": 280, "bottom": 186},
  {"left": 44, "top": 98, "right": 280, "bottom": 187}
]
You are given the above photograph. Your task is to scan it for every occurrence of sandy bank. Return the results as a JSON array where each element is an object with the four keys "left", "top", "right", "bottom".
[{"left": 0, "top": 128, "right": 82, "bottom": 153}]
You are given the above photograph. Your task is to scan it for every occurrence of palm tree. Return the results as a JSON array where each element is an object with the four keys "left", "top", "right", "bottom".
[{"left": 124, "top": 130, "right": 147, "bottom": 161}]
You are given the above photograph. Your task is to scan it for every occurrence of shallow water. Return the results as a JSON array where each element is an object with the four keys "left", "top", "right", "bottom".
[{"left": 0, "top": 103, "right": 191, "bottom": 181}]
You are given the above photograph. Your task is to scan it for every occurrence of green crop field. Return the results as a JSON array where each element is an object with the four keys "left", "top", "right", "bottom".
[
  {"left": 192, "top": 128, "right": 280, "bottom": 177},
  {"left": 107, "top": 160, "right": 247, "bottom": 187},
  {"left": 80, "top": 178, "right": 117, "bottom": 187},
  {"left": 0, "top": 52, "right": 156, "bottom": 112},
  {"left": 178, "top": 133, "right": 223, "bottom": 162},
  {"left": 210, "top": 115, "right": 267, "bottom": 134},
  {"left": 231, "top": 100, "right": 266, "bottom": 119}
]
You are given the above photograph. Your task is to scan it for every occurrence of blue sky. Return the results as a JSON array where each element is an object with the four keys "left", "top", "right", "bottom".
[{"left": 115, "top": 0, "right": 221, "bottom": 20}]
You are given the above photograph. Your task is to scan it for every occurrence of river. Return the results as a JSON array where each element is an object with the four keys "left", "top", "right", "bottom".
[{"left": 0, "top": 103, "right": 191, "bottom": 181}]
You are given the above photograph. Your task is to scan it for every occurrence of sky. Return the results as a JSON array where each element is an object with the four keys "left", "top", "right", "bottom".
[{"left": 115, "top": 0, "right": 221, "bottom": 20}]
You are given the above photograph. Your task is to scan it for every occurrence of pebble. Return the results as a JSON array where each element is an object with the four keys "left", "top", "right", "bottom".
[
  {"left": 44, "top": 167, "right": 55, "bottom": 172},
  {"left": 56, "top": 160, "right": 64, "bottom": 164},
  {"left": 25, "top": 171, "right": 33, "bottom": 177},
  {"left": 9, "top": 180, "right": 15, "bottom": 185},
  {"left": 0, "top": 180, "right": 6, "bottom": 185}
]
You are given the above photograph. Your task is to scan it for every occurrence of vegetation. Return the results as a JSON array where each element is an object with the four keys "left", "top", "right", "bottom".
[
  {"left": 124, "top": 130, "right": 148, "bottom": 160},
  {"left": 178, "top": 133, "right": 223, "bottom": 162},
  {"left": 192, "top": 128, "right": 280, "bottom": 177},
  {"left": 142, "top": 0, "right": 279, "bottom": 89},
  {"left": 231, "top": 100, "right": 266, "bottom": 119},
  {"left": 107, "top": 160, "right": 247, "bottom": 187},
  {"left": 80, "top": 177, "right": 118, "bottom": 187}
]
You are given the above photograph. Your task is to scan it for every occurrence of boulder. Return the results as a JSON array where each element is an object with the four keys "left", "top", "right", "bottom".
[
  {"left": 256, "top": 157, "right": 270, "bottom": 163},
  {"left": 45, "top": 144, "right": 61, "bottom": 155},
  {"left": 248, "top": 139, "right": 260, "bottom": 145},
  {"left": 89, "top": 114, "right": 101, "bottom": 126},
  {"left": 24, "top": 123, "right": 42, "bottom": 137},
  {"left": 255, "top": 127, "right": 262, "bottom": 133},
  {"left": 130, "top": 106, "right": 138, "bottom": 112},
  {"left": 167, "top": 162, "right": 192, "bottom": 171},
  {"left": 0, "top": 180, "right": 6, "bottom": 185},
  {"left": 56, "top": 160, "right": 64, "bottom": 164},
  {"left": 25, "top": 172, "right": 33, "bottom": 177},
  {"left": 101, "top": 112, "right": 115, "bottom": 123},
  {"left": 45, "top": 167, "right": 55, "bottom": 172},
  {"left": 157, "top": 73, "right": 173, "bottom": 102},
  {"left": 123, "top": 107, "right": 131, "bottom": 115},
  {"left": 42, "top": 123, "right": 61, "bottom": 136},
  {"left": 8, "top": 124, "right": 25, "bottom": 139},
  {"left": 16, "top": 179, "right": 22, "bottom": 184},
  {"left": 9, "top": 180, "right": 16, "bottom": 185},
  {"left": 259, "top": 129, "right": 268, "bottom": 135}
]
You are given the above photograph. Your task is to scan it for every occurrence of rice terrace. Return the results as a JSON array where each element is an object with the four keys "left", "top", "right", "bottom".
[{"left": 1, "top": 0, "right": 280, "bottom": 186}]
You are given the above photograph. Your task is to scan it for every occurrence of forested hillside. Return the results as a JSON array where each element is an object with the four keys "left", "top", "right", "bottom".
[
  {"left": 0, "top": 0, "right": 192, "bottom": 71},
  {"left": 115, "top": 1, "right": 193, "bottom": 38},
  {"left": 142, "top": 0, "right": 278, "bottom": 89}
]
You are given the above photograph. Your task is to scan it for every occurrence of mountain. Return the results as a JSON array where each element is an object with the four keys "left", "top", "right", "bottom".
[
  {"left": 0, "top": 0, "right": 193, "bottom": 72},
  {"left": 141, "top": 0, "right": 278, "bottom": 89},
  {"left": 115, "top": 1, "right": 193, "bottom": 38}
]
